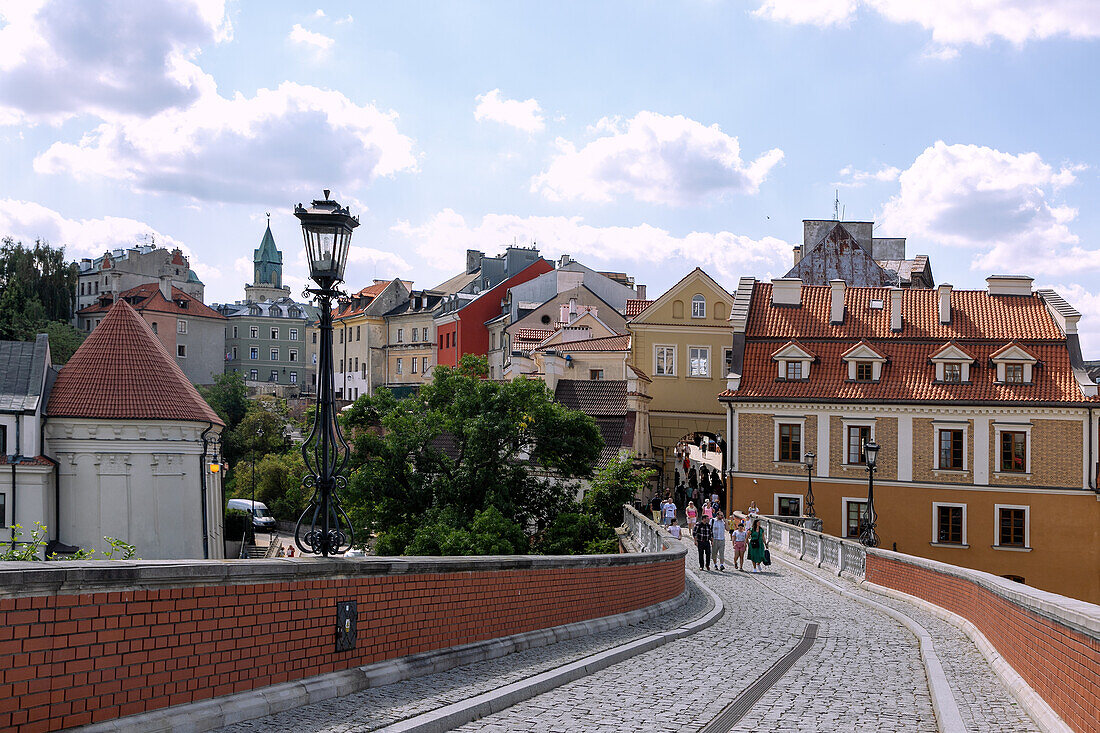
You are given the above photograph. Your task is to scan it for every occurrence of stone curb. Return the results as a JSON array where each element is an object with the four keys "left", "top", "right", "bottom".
[
  {"left": 862, "top": 580, "right": 1072, "bottom": 733},
  {"left": 373, "top": 567, "right": 724, "bottom": 733},
  {"left": 73, "top": 572, "right": 710, "bottom": 733},
  {"left": 771, "top": 554, "right": 966, "bottom": 733}
]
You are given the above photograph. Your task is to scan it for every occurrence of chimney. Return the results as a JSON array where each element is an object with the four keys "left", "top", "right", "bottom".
[
  {"left": 636, "top": 284, "right": 646, "bottom": 300},
  {"left": 986, "top": 275, "right": 1034, "bottom": 296},
  {"left": 560, "top": 304, "right": 570, "bottom": 324},
  {"left": 569, "top": 297, "right": 577, "bottom": 316},
  {"left": 938, "top": 283, "right": 953, "bottom": 324},
  {"left": 890, "top": 287, "right": 903, "bottom": 332},
  {"left": 466, "top": 249, "right": 484, "bottom": 274},
  {"left": 771, "top": 278, "right": 802, "bottom": 307},
  {"left": 158, "top": 275, "right": 172, "bottom": 299},
  {"left": 829, "top": 279, "right": 845, "bottom": 324},
  {"left": 792, "top": 246, "right": 803, "bottom": 267}
]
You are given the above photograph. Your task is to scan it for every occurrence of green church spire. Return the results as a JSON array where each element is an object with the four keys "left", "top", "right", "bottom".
[{"left": 254, "top": 214, "right": 283, "bottom": 287}]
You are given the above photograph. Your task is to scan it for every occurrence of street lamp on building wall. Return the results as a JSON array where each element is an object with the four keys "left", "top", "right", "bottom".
[
  {"left": 803, "top": 451, "right": 816, "bottom": 518},
  {"left": 860, "top": 441, "right": 880, "bottom": 548},
  {"left": 293, "top": 190, "right": 358, "bottom": 557}
]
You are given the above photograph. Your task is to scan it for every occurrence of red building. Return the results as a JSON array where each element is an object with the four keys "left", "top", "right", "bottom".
[{"left": 436, "top": 259, "right": 554, "bottom": 368}]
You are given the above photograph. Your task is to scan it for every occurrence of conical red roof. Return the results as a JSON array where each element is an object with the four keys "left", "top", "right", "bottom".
[{"left": 47, "top": 299, "right": 223, "bottom": 425}]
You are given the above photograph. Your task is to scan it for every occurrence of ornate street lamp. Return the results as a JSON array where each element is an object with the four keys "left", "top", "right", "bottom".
[
  {"left": 803, "top": 451, "right": 816, "bottom": 518},
  {"left": 294, "top": 190, "right": 358, "bottom": 556},
  {"left": 860, "top": 441, "right": 880, "bottom": 547}
]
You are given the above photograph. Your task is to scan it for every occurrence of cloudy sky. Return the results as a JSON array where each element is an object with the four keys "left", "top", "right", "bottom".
[{"left": 2, "top": 1, "right": 1099, "bottom": 349}]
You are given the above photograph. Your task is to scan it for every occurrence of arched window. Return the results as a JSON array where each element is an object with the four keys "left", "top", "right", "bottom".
[{"left": 691, "top": 294, "right": 706, "bottom": 319}]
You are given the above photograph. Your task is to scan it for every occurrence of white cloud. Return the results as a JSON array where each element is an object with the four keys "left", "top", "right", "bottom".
[
  {"left": 0, "top": 198, "right": 184, "bottom": 258},
  {"left": 834, "top": 164, "right": 900, "bottom": 187},
  {"left": 288, "top": 23, "right": 334, "bottom": 58},
  {"left": 532, "top": 111, "right": 783, "bottom": 205},
  {"left": 752, "top": 1, "right": 1100, "bottom": 52},
  {"left": 474, "top": 89, "right": 545, "bottom": 133},
  {"left": 1043, "top": 283, "right": 1100, "bottom": 356},
  {"left": 312, "top": 9, "right": 325, "bottom": 18},
  {"left": 335, "top": 15, "right": 354, "bottom": 25},
  {"left": 878, "top": 141, "right": 1094, "bottom": 276},
  {"left": 0, "top": 0, "right": 231, "bottom": 123},
  {"left": 392, "top": 208, "right": 790, "bottom": 284},
  {"left": 33, "top": 81, "right": 417, "bottom": 203},
  {"left": 347, "top": 246, "right": 411, "bottom": 274}
]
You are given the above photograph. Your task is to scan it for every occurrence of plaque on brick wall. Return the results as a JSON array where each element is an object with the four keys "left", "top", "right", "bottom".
[{"left": 336, "top": 600, "right": 357, "bottom": 651}]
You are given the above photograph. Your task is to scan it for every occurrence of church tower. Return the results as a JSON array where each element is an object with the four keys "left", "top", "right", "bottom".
[{"left": 244, "top": 217, "right": 292, "bottom": 303}]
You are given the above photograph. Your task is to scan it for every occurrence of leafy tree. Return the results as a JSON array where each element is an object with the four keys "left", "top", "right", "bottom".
[
  {"left": 537, "top": 513, "right": 618, "bottom": 555},
  {"left": 581, "top": 452, "right": 655, "bottom": 529},
  {"left": 222, "top": 397, "right": 288, "bottom": 466},
  {"left": 40, "top": 321, "right": 85, "bottom": 365},
  {"left": 0, "top": 238, "right": 78, "bottom": 324},
  {"left": 402, "top": 506, "right": 528, "bottom": 556},
  {"left": 343, "top": 355, "right": 602, "bottom": 554},
  {"left": 228, "top": 452, "right": 309, "bottom": 522},
  {"left": 198, "top": 372, "right": 250, "bottom": 431}
]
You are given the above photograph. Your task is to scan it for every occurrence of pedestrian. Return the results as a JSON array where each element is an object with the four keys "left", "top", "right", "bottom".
[
  {"left": 286, "top": 545, "right": 295, "bottom": 558},
  {"left": 711, "top": 511, "right": 727, "bottom": 571},
  {"left": 710, "top": 491, "right": 720, "bottom": 511},
  {"left": 650, "top": 493, "right": 662, "bottom": 524},
  {"left": 663, "top": 495, "right": 677, "bottom": 527},
  {"left": 686, "top": 501, "right": 697, "bottom": 533},
  {"left": 748, "top": 500, "right": 759, "bottom": 519},
  {"left": 275, "top": 546, "right": 286, "bottom": 557},
  {"left": 702, "top": 499, "right": 713, "bottom": 520},
  {"left": 748, "top": 518, "right": 768, "bottom": 573},
  {"left": 668, "top": 518, "right": 682, "bottom": 540},
  {"left": 731, "top": 521, "right": 748, "bottom": 571},
  {"left": 693, "top": 511, "right": 713, "bottom": 570}
]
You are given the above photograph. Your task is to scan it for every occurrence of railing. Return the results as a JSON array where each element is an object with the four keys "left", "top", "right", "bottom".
[
  {"left": 759, "top": 514, "right": 866, "bottom": 580},
  {"left": 622, "top": 504, "right": 676, "bottom": 554}
]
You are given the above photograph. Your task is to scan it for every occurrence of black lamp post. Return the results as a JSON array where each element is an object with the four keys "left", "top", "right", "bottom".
[
  {"left": 250, "top": 426, "right": 263, "bottom": 545},
  {"left": 860, "top": 441, "right": 880, "bottom": 547},
  {"left": 294, "top": 190, "right": 358, "bottom": 557},
  {"left": 803, "top": 451, "right": 816, "bottom": 518}
]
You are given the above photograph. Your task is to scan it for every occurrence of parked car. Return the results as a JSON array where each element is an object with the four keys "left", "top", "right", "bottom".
[{"left": 226, "top": 499, "right": 277, "bottom": 533}]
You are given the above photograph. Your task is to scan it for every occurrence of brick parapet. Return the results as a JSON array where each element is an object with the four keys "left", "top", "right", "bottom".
[
  {"left": 0, "top": 549, "right": 686, "bottom": 732},
  {"left": 866, "top": 550, "right": 1100, "bottom": 733}
]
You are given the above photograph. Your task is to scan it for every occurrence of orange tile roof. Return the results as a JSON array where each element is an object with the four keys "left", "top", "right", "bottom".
[
  {"left": 747, "top": 283, "right": 1064, "bottom": 341},
  {"left": 48, "top": 300, "right": 224, "bottom": 424},
  {"left": 536, "top": 334, "right": 631, "bottom": 353},
  {"left": 625, "top": 299, "right": 653, "bottom": 318},
  {"left": 514, "top": 328, "right": 554, "bottom": 342},
  {"left": 724, "top": 341, "right": 1090, "bottom": 404},
  {"left": 77, "top": 283, "right": 225, "bottom": 320}
]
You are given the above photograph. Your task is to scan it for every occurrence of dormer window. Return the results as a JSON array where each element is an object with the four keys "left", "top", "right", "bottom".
[
  {"left": 990, "top": 343, "right": 1037, "bottom": 385},
  {"left": 943, "top": 363, "right": 962, "bottom": 383},
  {"left": 785, "top": 361, "right": 802, "bottom": 380},
  {"left": 856, "top": 362, "right": 873, "bottom": 382},
  {"left": 930, "top": 343, "right": 975, "bottom": 384},
  {"left": 841, "top": 341, "right": 886, "bottom": 382},
  {"left": 691, "top": 294, "right": 706, "bottom": 319},
  {"left": 772, "top": 341, "right": 814, "bottom": 381}
]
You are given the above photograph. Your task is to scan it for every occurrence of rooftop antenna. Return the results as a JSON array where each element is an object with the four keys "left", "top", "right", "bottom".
[{"left": 834, "top": 190, "right": 840, "bottom": 221}]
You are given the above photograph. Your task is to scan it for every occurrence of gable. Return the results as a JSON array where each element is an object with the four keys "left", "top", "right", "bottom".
[
  {"left": 990, "top": 343, "right": 1038, "bottom": 363},
  {"left": 771, "top": 341, "right": 815, "bottom": 362},
  {"left": 841, "top": 341, "right": 887, "bottom": 362},
  {"left": 785, "top": 223, "right": 892, "bottom": 287},
  {"left": 632, "top": 267, "right": 732, "bottom": 325},
  {"left": 930, "top": 342, "right": 976, "bottom": 362}
]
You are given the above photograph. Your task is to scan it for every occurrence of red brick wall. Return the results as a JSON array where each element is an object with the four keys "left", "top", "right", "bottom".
[
  {"left": 866, "top": 554, "right": 1100, "bottom": 733},
  {"left": 0, "top": 558, "right": 682, "bottom": 732}
]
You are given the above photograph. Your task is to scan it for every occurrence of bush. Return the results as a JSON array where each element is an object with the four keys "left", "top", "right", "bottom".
[
  {"left": 538, "top": 513, "right": 618, "bottom": 555},
  {"left": 400, "top": 506, "right": 528, "bottom": 556},
  {"left": 224, "top": 509, "right": 250, "bottom": 542}
]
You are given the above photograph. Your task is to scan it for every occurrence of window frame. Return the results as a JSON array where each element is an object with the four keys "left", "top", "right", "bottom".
[
  {"left": 249, "top": 347, "right": 258, "bottom": 360},
  {"left": 931, "top": 502, "right": 967, "bottom": 547},
  {"left": 691, "top": 294, "right": 706, "bottom": 319},
  {"left": 269, "top": 370, "right": 278, "bottom": 382},
  {"left": 396, "top": 358, "right": 403, "bottom": 374},
  {"left": 994, "top": 504, "right": 1030, "bottom": 550},
  {"left": 996, "top": 427, "right": 1030, "bottom": 474},
  {"left": 774, "top": 494, "right": 802, "bottom": 517},
  {"left": 654, "top": 345, "right": 676, "bottom": 377},
  {"left": 687, "top": 345, "right": 710, "bottom": 378},
  {"left": 270, "top": 348, "right": 279, "bottom": 361},
  {"left": 855, "top": 361, "right": 874, "bottom": 382},
  {"left": 589, "top": 368, "right": 604, "bottom": 380},
  {"left": 249, "top": 369, "right": 258, "bottom": 380},
  {"left": 289, "top": 372, "right": 297, "bottom": 384},
  {"left": 935, "top": 425, "right": 966, "bottom": 471},
  {"left": 844, "top": 422, "right": 874, "bottom": 465},
  {"left": 250, "top": 326, "right": 258, "bottom": 339},
  {"left": 176, "top": 344, "right": 186, "bottom": 358},
  {"left": 289, "top": 349, "right": 298, "bottom": 363},
  {"left": 777, "top": 423, "right": 802, "bottom": 462},
  {"left": 784, "top": 360, "right": 803, "bottom": 380},
  {"left": 289, "top": 328, "right": 298, "bottom": 341},
  {"left": 843, "top": 498, "right": 869, "bottom": 539},
  {"left": 772, "top": 416, "right": 806, "bottom": 463},
  {"left": 942, "top": 362, "right": 963, "bottom": 383},
  {"left": 177, "top": 319, "right": 187, "bottom": 334},
  {"left": 1004, "top": 363, "right": 1024, "bottom": 384}
]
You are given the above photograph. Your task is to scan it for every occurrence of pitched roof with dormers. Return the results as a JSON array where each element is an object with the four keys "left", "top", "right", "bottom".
[
  {"left": 48, "top": 300, "right": 223, "bottom": 424},
  {"left": 77, "top": 283, "right": 225, "bottom": 320},
  {"left": 535, "top": 334, "right": 631, "bottom": 353},
  {"left": 721, "top": 281, "right": 1096, "bottom": 405}
]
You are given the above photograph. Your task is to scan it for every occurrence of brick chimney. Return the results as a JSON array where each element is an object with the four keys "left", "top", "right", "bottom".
[{"left": 938, "top": 283, "right": 953, "bottom": 324}]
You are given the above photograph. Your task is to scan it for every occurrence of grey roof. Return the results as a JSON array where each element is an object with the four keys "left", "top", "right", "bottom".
[
  {"left": 554, "top": 379, "right": 628, "bottom": 416},
  {"left": 214, "top": 297, "right": 317, "bottom": 320},
  {"left": 383, "top": 291, "right": 444, "bottom": 317},
  {"left": 0, "top": 333, "right": 49, "bottom": 413}
]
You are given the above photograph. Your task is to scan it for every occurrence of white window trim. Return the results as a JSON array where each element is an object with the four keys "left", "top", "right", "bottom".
[
  {"left": 778, "top": 359, "right": 811, "bottom": 380},
  {"left": 289, "top": 328, "right": 299, "bottom": 341},
  {"left": 177, "top": 319, "right": 187, "bottom": 334},
  {"left": 289, "top": 349, "right": 298, "bottom": 362},
  {"left": 774, "top": 493, "right": 803, "bottom": 517},
  {"left": 993, "top": 422, "right": 1032, "bottom": 476},
  {"left": 993, "top": 503, "right": 1031, "bottom": 551},
  {"left": 932, "top": 420, "right": 969, "bottom": 472},
  {"left": 270, "top": 349, "right": 279, "bottom": 361},
  {"left": 995, "top": 361, "right": 1033, "bottom": 384},
  {"left": 250, "top": 327, "right": 258, "bottom": 339},
  {"left": 687, "top": 344, "right": 710, "bottom": 378},
  {"left": 841, "top": 419, "right": 876, "bottom": 468},
  {"left": 842, "top": 497, "right": 868, "bottom": 539},
  {"left": 931, "top": 502, "right": 968, "bottom": 547},
  {"left": 176, "top": 344, "right": 187, "bottom": 358},
  {"left": 654, "top": 344, "right": 676, "bottom": 377},
  {"left": 271, "top": 328, "right": 279, "bottom": 339},
  {"left": 691, "top": 294, "right": 706, "bottom": 319},
  {"left": 773, "top": 416, "right": 806, "bottom": 463}
]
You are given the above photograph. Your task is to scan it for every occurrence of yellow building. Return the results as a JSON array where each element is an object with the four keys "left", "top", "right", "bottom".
[
  {"left": 382, "top": 290, "right": 443, "bottom": 391},
  {"left": 628, "top": 268, "right": 734, "bottom": 491}
]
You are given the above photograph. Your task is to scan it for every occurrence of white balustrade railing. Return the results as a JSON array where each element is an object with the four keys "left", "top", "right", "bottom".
[
  {"left": 756, "top": 514, "right": 867, "bottom": 580},
  {"left": 623, "top": 504, "right": 668, "bottom": 554}
]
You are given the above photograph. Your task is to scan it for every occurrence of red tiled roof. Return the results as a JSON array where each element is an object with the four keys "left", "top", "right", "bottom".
[
  {"left": 48, "top": 300, "right": 224, "bottom": 424},
  {"left": 0, "top": 455, "right": 53, "bottom": 466},
  {"left": 77, "top": 283, "right": 225, "bottom": 320},
  {"left": 625, "top": 299, "right": 653, "bottom": 318},
  {"left": 723, "top": 341, "right": 1091, "bottom": 404},
  {"left": 514, "top": 328, "right": 554, "bottom": 342},
  {"left": 747, "top": 283, "right": 1064, "bottom": 341},
  {"left": 537, "top": 334, "right": 631, "bottom": 353}
]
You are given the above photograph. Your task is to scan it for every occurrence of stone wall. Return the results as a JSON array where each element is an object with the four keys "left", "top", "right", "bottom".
[
  {"left": 866, "top": 551, "right": 1100, "bottom": 733},
  {"left": 912, "top": 418, "right": 974, "bottom": 484},
  {"left": 0, "top": 549, "right": 685, "bottom": 732}
]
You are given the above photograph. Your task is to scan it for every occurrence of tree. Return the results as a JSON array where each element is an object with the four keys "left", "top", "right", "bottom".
[
  {"left": 221, "top": 396, "right": 287, "bottom": 466},
  {"left": 227, "top": 452, "right": 309, "bottom": 522},
  {"left": 0, "top": 238, "right": 78, "bottom": 323},
  {"left": 581, "top": 452, "right": 655, "bottom": 529},
  {"left": 343, "top": 355, "right": 603, "bottom": 554},
  {"left": 198, "top": 372, "right": 250, "bottom": 431},
  {"left": 40, "top": 321, "right": 85, "bottom": 365}
]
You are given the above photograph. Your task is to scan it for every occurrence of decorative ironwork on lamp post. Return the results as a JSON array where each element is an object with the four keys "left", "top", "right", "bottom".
[
  {"left": 803, "top": 451, "right": 816, "bottom": 518},
  {"left": 860, "top": 441, "right": 880, "bottom": 548},
  {"left": 293, "top": 189, "right": 358, "bottom": 557}
]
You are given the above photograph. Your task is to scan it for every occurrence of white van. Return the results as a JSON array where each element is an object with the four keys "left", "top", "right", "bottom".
[{"left": 227, "top": 499, "right": 277, "bottom": 533}]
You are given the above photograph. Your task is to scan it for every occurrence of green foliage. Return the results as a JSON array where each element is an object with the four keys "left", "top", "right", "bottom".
[
  {"left": 224, "top": 509, "right": 251, "bottom": 542},
  {"left": 40, "top": 320, "right": 85, "bottom": 365},
  {"left": 0, "top": 522, "right": 137, "bottom": 561},
  {"left": 227, "top": 452, "right": 308, "bottom": 522},
  {"left": 0, "top": 238, "right": 84, "bottom": 360},
  {"left": 222, "top": 397, "right": 289, "bottom": 466},
  {"left": 343, "top": 355, "right": 603, "bottom": 555},
  {"left": 582, "top": 452, "right": 655, "bottom": 529},
  {"left": 198, "top": 372, "right": 250, "bottom": 431},
  {"left": 403, "top": 506, "right": 528, "bottom": 556},
  {"left": 538, "top": 513, "right": 619, "bottom": 555}
]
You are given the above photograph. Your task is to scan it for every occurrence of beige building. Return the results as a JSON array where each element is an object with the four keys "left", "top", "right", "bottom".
[
  {"left": 382, "top": 290, "right": 443, "bottom": 391},
  {"left": 332, "top": 279, "right": 410, "bottom": 401},
  {"left": 628, "top": 268, "right": 735, "bottom": 491}
]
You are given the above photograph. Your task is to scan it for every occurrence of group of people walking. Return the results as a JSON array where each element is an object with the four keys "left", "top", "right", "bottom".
[{"left": 682, "top": 499, "right": 768, "bottom": 573}]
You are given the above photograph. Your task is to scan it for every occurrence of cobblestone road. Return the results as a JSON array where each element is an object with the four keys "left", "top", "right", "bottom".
[{"left": 216, "top": 540, "right": 1040, "bottom": 732}]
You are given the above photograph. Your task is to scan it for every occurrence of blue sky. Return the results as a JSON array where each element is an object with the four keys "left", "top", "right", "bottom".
[{"left": 2, "top": 1, "right": 1100, "bottom": 349}]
